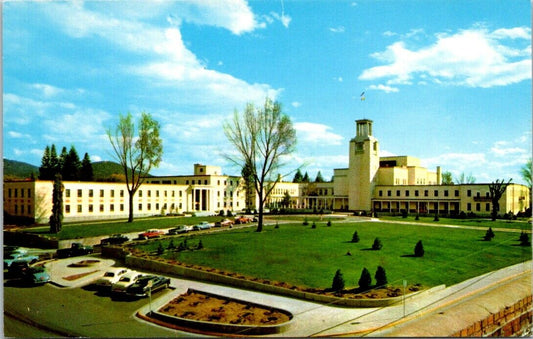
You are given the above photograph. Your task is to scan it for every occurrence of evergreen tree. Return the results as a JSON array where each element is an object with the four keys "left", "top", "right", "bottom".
[
  {"left": 484, "top": 227, "right": 495, "bottom": 241},
  {"left": 331, "top": 269, "right": 345, "bottom": 291},
  {"left": 351, "top": 230, "right": 360, "bottom": 243},
  {"left": 49, "top": 174, "right": 63, "bottom": 233},
  {"left": 62, "top": 146, "right": 81, "bottom": 180},
  {"left": 414, "top": 240, "right": 425, "bottom": 257},
  {"left": 49, "top": 144, "right": 60, "bottom": 177},
  {"left": 292, "top": 169, "right": 303, "bottom": 183},
  {"left": 281, "top": 191, "right": 291, "bottom": 208},
  {"left": 315, "top": 171, "right": 325, "bottom": 183},
  {"left": 375, "top": 266, "right": 388, "bottom": 287},
  {"left": 59, "top": 146, "right": 68, "bottom": 175},
  {"left": 302, "top": 171, "right": 310, "bottom": 183},
  {"left": 372, "top": 237, "right": 383, "bottom": 250},
  {"left": 358, "top": 267, "right": 372, "bottom": 290},
  {"left": 39, "top": 145, "right": 52, "bottom": 180},
  {"left": 80, "top": 153, "right": 94, "bottom": 181}
]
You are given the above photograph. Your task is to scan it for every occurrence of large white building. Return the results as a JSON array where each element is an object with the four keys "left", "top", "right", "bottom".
[{"left": 3, "top": 119, "right": 530, "bottom": 223}]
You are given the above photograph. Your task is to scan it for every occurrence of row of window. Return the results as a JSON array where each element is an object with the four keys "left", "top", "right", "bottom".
[
  {"left": 378, "top": 189, "right": 459, "bottom": 198},
  {"left": 467, "top": 203, "right": 491, "bottom": 212},
  {"left": 65, "top": 202, "right": 184, "bottom": 214},
  {"left": 10, "top": 204, "right": 31, "bottom": 215},
  {"left": 65, "top": 188, "right": 240, "bottom": 199},
  {"left": 6, "top": 188, "right": 32, "bottom": 198}
]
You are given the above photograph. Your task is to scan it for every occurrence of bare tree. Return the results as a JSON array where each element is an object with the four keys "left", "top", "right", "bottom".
[
  {"left": 107, "top": 112, "right": 163, "bottom": 222},
  {"left": 488, "top": 179, "right": 512, "bottom": 221},
  {"left": 454, "top": 172, "right": 476, "bottom": 184},
  {"left": 520, "top": 158, "right": 531, "bottom": 189},
  {"left": 224, "top": 98, "right": 296, "bottom": 232}
]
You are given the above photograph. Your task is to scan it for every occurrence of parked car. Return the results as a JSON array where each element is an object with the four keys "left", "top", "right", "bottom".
[
  {"left": 56, "top": 243, "right": 94, "bottom": 259},
  {"left": 167, "top": 225, "right": 191, "bottom": 235},
  {"left": 100, "top": 234, "right": 129, "bottom": 246},
  {"left": 94, "top": 267, "right": 130, "bottom": 290},
  {"left": 125, "top": 275, "right": 171, "bottom": 297},
  {"left": 138, "top": 229, "right": 164, "bottom": 239},
  {"left": 7, "top": 260, "right": 31, "bottom": 277},
  {"left": 4, "top": 246, "right": 27, "bottom": 256},
  {"left": 23, "top": 266, "right": 51, "bottom": 285},
  {"left": 111, "top": 271, "right": 144, "bottom": 294},
  {"left": 4, "top": 253, "right": 39, "bottom": 268},
  {"left": 192, "top": 221, "right": 211, "bottom": 231},
  {"left": 214, "top": 219, "right": 234, "bottom": 227},
  {"left": 234, "top": 216, "right": 252, "bottom": 224}
]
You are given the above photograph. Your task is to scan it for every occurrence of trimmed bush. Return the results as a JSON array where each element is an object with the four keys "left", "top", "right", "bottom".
[
  {"left": 167, "top": 239, "right": 176, "bottom": 250},
  {"left": 484, "top": 227, "right": 495, "bottom": 241},
  {"left": 401, "top": 209, "right": 408, "bottom": 218},
  {"left": 331, "top": 269, "right": 345, "bottom": 291},
  {"left": 415, "top": 214, "right": 420, "bottom": 221},
  {"left": 327, "top": 220, "right": 332, "bottom": 227},
  {"left": 275, "top": 222, "right": 279, "bottom": 229},
  {"left": 303, "top": 217, "right": 309, "bottom": 226},
  {"left": 358, "top": 267, "right": 372, "bottom": 291},
  {"left": 372, "top": 237, "right": 383, "bottom": 250},
  {"left": 351, "top": 231, "right": 360, "bottom": 243},
  {"left": 197, "top": 240, "right": 204, "bottom": 250},
  {"left": 311, "top": 221, "right": 316, "bottom": 229},
  {"left": 375, "top": 266, "right": 387, "bottom": 287},
  {"left": 157, "top": 243, "right": 165, "bottom": 255},
  {"left": 519, "top": 232, "right": 531, "bottom": 246},
  {"left": 414, "top": 240, "right": 424, "bottom": 257}
]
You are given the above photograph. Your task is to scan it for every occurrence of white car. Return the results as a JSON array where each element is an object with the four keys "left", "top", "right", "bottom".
[
  {"left": 111, "top": 271, "right": 143, "bottom": 294},
  {"left": 95, "top": 267, "right": 130, "bottom": 290}
]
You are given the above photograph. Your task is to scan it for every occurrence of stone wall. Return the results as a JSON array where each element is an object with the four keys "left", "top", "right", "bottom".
[{"left": 452, "top": 295, "right": 532, "bottom": 337}]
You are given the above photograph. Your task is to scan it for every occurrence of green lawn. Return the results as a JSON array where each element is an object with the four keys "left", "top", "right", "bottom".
[
  {"left": 135, "top": 221, "right": 531, "bottom": 290},
  {"left": 379, "top": 215, "right": 531, "bottom": 230}
]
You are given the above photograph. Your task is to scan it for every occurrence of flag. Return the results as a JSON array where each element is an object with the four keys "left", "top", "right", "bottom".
[{"left": 360, "top": 91, "right": 365, "bottom": 101}]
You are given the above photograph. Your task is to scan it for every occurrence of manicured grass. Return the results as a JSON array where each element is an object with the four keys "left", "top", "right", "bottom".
[
  {"left": 379, "top": 215, "right": 531, "bottom": 230},
  {"left": 24, "top": 216, "right": 225, "bottom": 240},
  {"left": 135, "top": 221, "right": 531, "bottom": 290}
]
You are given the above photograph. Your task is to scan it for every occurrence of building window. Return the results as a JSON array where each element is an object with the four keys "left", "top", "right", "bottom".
[
  {"left": 8, "top": 188, "right": 11, "bottom": 198},
  {"left": 476, "top": 203, "right": 480, "bottom": 211},
  {"left": 65, "top": 205, "right": 70, "bottom": 213},
  {"left": 14, "top": 189, "right": 18, "bottom": 198},
  {"left": 379, "top": 190, "right": 383, "bottom": 197},
  {"left": 89, "top": 204, "right": 93, "bottom": 212},
  {"left": 455, "top": 190, "right": 459, "bottom": 197},
  {"left": 387, "top": 190, "right": 391, "bottom": 197},
  {"left": 444, "top": 190, "right": 449, "bottom": 197},
  {"left": 486, "top": 203, "right": 490, "bottom": 211},
  {"left": 156, "top": 191, "right": 159, "bottom": 197},
  {"left": 21, "top": 189, "right": 24, "bottom": 198},
  {"left": 434, "top": 190, "right": 439, "bottom": 197},
  {"left": 156, "top": 203, "right": 159, "bottom": 210},
  {"left": 110, "top": 204, "right": 114, "bottom": 212},
  {"left": 192, "top": 180, "right": 195, "bottom": 185},
  {"left": 424, "top": 190, "right": 429, "bottom": 197},
  {"left": 139, "top": 204, "right": 142, "bottom": 211},
  {"left": 14, "top": 205, "right": 18, "bottom": 214},
  {"left": 406, "top": 190, "right": 410, "bottom": 197},
  {"left": 100, "top": 205, "right": 104, "bottom": 212},
  {"left": 139, "top": 190, "right": 142, "bottom": 197},
  {"left": 186, "top": 180, "right": 189, "bottom": 184},
  {"left": 148, "top": 203, "right": 152, "bottom": 210},
  {"left": 77, "top": 205, "right": 82, "bottom": 213},
  {"left": 66, "top": 189, "right": 71, "bottom": 198},
  {"left": 396, "top": 190, "right": 401, "bottom": 197},
  {"left": 120, "top": 190, "right": 124, "bottom": 198},
  {"left": 111, "top": 190, "right": 115, "bottom": 198},
  {"left": 179, "top": 191, "right": 182, "bottom": 197},
  {"left": 78, "top": 189, "right": 82, "bottom": 198},
  {"left": 89, "top": 189, "right": 94, "bottom": 198},
  {"left": 28, "top": 205, "right": 31, "bottom": 214},
  {"left": 100, "top": 190, "right": 104, "bottom": 198},
  {"left": 205, "top": 180, "right": 208, "bottom": 185},
  {"left": 415, "top": 190, "right": 419, "bottom": 197},
  {"left": 21, "top": 205, "right": 25, "bottom": 214},
  {"left": 148, "top": 190, "right": 151, "bottom": 197},
  {"left": 467, "top": 190, "right": 471, "bottom": 197},
  {"left": 120, "top": 204, "right": 124, "bottom": 211},
  {"left": 467, "top": 203, "right": 471, "bottom": 211}
]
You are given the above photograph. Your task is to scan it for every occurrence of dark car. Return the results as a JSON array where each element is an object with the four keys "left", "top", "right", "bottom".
[
  {"left": 125, "top": 275, "right": 170, "bottom": 297},
  {"left": 23, "top": 266, "right": 51, "bottom": 285},
  {"left": 7, "top": 260, "right": 31, "bottom": 278},
  {"left": 100, "top": 234, "right": 129, "bottom": 245},
  {"left": 167, "top": 226, "right": 190, "bottom": 235}
]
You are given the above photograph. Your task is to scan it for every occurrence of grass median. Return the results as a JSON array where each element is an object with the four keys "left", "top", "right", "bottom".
[{"left": 134, "top": 220, "right": 531, "bottom": 290}]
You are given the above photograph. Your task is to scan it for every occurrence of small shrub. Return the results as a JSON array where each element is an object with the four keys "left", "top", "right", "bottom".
[
  {"left": 327, "top": 220, "right": 332, "bottom": 227},
  {"left": 401, "top": 209, "right": 408, "bottom": 218},
  {"left": 415, "top": 214, "right": 420, "bottom": 221},
  {"left": 157, "top": 243, "right": 165, "bottom": 255},
  {"left": 197, "top": 240, "right": 204, "bottom": 250},
  {"left": 484, "top": 227, "right": 495, "bottom": 241},
  {"left": 218, "top": 210, "right": 225, "bottom": 216},
  {"left": 311, "top": 221, "right": 316, "bottom": 229},
  {"left": 167, "top": 240, "right": 176, "bottom": 250},
  {"left": 375, "top": 266, "right": 387, "bottom": 287},
  {"left": 433, "top": 214, "right": 439, "bottom": 221},
  {"left": 226, "top": 210, "right": 233, "bottom": 217},
  {"left": 331, "top": 269, "right": 345, "bottom": 291},
  {"left": 372, "top": 237, "right": 383, "bottom": 250},
  {"left": 459, "top": 211, "right": 467, "bottom": 219},
  {"left": 303, "top": 217, "right": 309, "bottom": 226},
  {"left": 275, "top": 222, "right": 279, "bottom": 229},
  {"left": 519, "top": 232, "right": 531, "bottom": 246},
  {"left": 351, "top": 231, "right": 360, "bottom": 243},
  {"left": 358, "top": 267, "right": 372, "bottom": 291},
  {"left": 414, "top": 240, "right": 424, "bottom": 257}
]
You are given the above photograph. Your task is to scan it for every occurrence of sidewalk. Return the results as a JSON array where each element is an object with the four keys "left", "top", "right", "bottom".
[{"left": 44, "top": 256, "right": 116, "bottom": 288}]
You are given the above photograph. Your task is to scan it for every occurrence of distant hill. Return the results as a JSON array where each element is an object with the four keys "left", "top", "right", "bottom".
[
  {"left": 3, "top": 159, "right": 38, "bottom": 179},
  {"left": 3, "top": 159, "right": 135, "bottom": 181}
]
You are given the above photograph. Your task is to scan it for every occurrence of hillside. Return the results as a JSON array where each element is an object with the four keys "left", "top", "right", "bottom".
[{"left": 3, "top": 159, "right": 134, "bottom": 181}]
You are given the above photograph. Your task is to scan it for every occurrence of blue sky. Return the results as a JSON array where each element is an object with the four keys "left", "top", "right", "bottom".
[{"left": 3, "top": 0, "right": 531, "bottom": 185}]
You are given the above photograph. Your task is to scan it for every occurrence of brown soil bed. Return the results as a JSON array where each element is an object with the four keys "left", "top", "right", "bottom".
[
  {"left": 159, "top": 290, "right": 291, "bottom": 326},
  {"left": 63, "top": 270, "right": 98, "bottom": 281},
  {"left": 68, "top": 260, "right": 101, "bottom": 267}
]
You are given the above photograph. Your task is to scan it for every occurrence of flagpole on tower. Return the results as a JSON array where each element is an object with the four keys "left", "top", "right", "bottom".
[{"left": 360, "top": 90, "right": 366, "bottom": 119}]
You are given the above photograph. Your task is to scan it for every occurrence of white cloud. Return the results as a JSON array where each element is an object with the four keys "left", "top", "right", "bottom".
[
  {"left": 360, "top": 26, "right": 532, "bottom": 88},
  {"left": 368, "top": 84, "right": 399, "bottom": 93},
  {"left": 294, "top": 122, "right": 344, "bottom": 146},
  {"left": 329, "top": 26, "right": 345, "bottom": 33},
  {"left": 291, "top": 101, "right": 302, "bottom": 108}
]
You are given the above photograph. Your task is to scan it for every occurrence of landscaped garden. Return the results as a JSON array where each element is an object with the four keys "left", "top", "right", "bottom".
[{"left": 131, "top": 220, "right": 531, "bottom": 291}]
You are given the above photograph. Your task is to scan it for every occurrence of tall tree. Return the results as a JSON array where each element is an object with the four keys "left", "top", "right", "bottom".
[
  {"left": 454, "top": 172, "right": 476, "bottom": 184},
  {"left": 302, "top": 171, "right": 310, "bottom": 183},
  {"left": 62, "top": 146, "right": 81, "bottom": 180},
  {"left": 315, "top": 171, "right": 325, "bottom": 183},
  {"left": 107, "top": 112, "right": 163, "bottom": 222},
  {"left": 241, "top": 161, "right": 255, "bottom": 212},
  {"left": 292, "top": 169, "right": 303, "bottom": 183},
  {"left": 224, "top": 98, "right": 297, "bottom": 232},
  {"left": 49, "top": 173, "right": 64, "bottom": 233},
  {"left": 488, "top": 179, "right": 512, "bottom": 221},
  {"left": 80, "top": 152, "right": 94, "bottom": 181},
  {"left": 59, "top": 146, "right": 68, "bottom": 175},
  {"left": 49, "top": 144, "right": 60, "bottom": 177},
  {"left": 441, "top": 171, "right": 453, "bottom": 185},
  {"left": 39, "top": 145, "right": 52, "bottom": 180},
  {"left": 281, "top": 191, "right": 291, "bottom": 208},
  {"left": 520, "top": 158, "right": 531, "bottom": 189}
]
